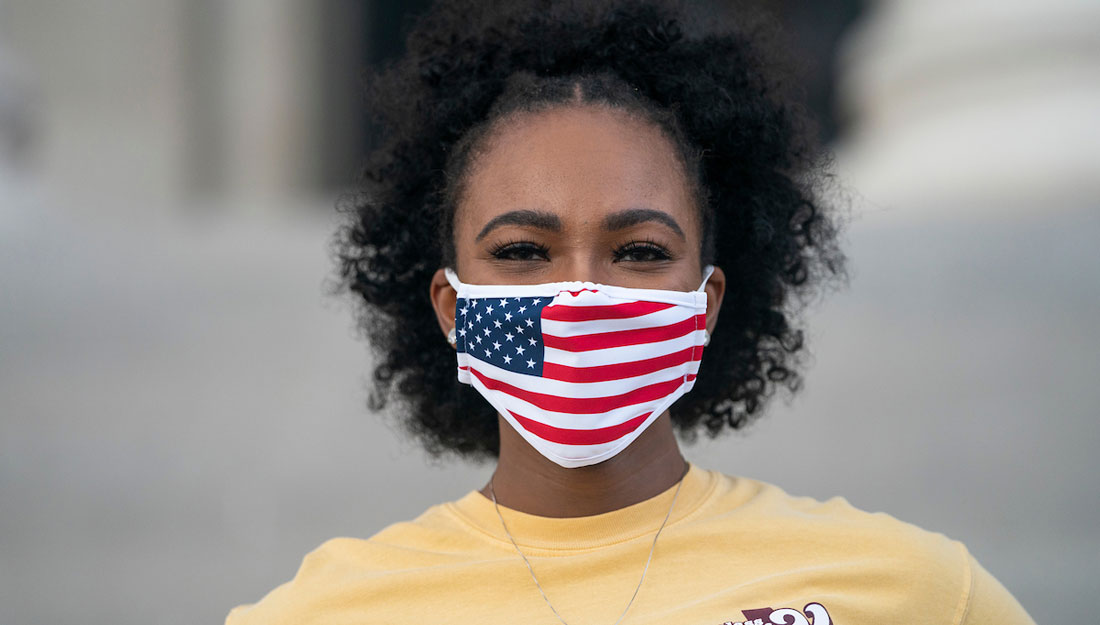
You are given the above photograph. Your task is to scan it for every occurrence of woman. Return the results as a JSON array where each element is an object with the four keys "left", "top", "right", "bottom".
[{"left": 226, "top": 1, "right": 1035, "bottom": 623}]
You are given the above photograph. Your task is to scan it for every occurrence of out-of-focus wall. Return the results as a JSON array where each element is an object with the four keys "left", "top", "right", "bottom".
[
  {"left": 2, "top": 0, "right": 193, "bottom": 217},
  {"left": 1, "top": 2, "right": 1096, "bottom": 624},
  {"left": 0, "top": 0, "right": 364, "bottom": 220}
]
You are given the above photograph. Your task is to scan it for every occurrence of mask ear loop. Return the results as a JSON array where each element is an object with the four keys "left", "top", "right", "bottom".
[
  {"left": 697, "top": 264, "right": 715, "bottom": 291},
  {"left": 444, "top": 267, "right": 463, "bottom": 348},
  {"left": 444, "top": 267, "right": 463, "bottom": 291},
  {"left": 696, "top": 264, "right": 715, "bottom": 356}
]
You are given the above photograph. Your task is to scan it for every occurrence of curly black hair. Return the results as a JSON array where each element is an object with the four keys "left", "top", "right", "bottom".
[{"left": 329, "top": 0, "right": 849, "bottom": 461}]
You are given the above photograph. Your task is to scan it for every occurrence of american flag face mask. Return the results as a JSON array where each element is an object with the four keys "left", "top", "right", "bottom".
[{"left": 444, "top": 266, "right": 715, "bottom": 468}]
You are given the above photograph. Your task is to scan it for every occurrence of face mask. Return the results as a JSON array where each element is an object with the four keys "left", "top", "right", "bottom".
[{"left": 444, "top": 266, "right": 714, "bottom": 468}]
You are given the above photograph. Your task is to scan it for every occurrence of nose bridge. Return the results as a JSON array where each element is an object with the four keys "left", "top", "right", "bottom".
[{"left": 553, "top": 245, "right": 607, "bottom": 285}]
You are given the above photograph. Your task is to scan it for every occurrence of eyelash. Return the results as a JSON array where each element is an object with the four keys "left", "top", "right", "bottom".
[
  {"left": 613, "top": 238, "right": 673, "bottom": 262},
  {"left": 487, "top": 239, "right": 672, "bottom": 262},
  {"left": 488, "top": 239, "right": 550, "bottom": 261}
]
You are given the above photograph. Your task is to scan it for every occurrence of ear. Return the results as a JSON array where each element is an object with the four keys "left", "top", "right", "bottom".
[
  {"left": 702, "top": 265, "right": 726, "bottom": 336},
  {"left": 429, "top": 268, "right": 458, "bottom": 349}
]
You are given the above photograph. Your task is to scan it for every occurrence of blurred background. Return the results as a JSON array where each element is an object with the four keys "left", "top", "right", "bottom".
[{"left": 1, "top": 0, "right": 1097, "bottom": 623}]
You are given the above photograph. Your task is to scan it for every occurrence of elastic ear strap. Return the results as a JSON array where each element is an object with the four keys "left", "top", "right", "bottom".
[
  {"left": 697, "top": 265, "right": 716, "bottom": 291},
  {"left": 443, "top": 267, "right": 462, "bottom": 291}
]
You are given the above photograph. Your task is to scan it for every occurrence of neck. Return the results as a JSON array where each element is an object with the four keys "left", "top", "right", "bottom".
[{"left": 479, "top": 411, "right": 688, "bottom": 518}]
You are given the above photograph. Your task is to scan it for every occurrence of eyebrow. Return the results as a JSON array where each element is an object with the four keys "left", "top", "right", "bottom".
[
  {"left": 602, "top": 208, "right": 685, "bottom": 239},
  {"left": 475, "top": 210, "right": 563, "bottom": 241},
  {"left": 473, "top": 207, "right": 685, "bottom": 241}
]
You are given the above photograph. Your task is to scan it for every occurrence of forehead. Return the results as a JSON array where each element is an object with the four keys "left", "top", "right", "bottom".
[{"left": 455, "top": 105, "right": 697, "bottom": 233}]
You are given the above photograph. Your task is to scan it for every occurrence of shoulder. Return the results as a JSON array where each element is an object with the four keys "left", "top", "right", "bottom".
[
  {"left": 223, "top": 536, "right": 382, "bottom": 625},
  {"left": 224, "top": 503, "right": 480, "bottom": 625},
  {"left": 223, "top": 537, "right": 352, "bottom": 625},
  {"left": 695, "top": 470, "right": 963, "bottom": 554},
  {"left": 691, "top": 472, "right": 973, "bottom": 579},
  {"left": 683, "top": 470, "right": 1034, "bottom": 624}
]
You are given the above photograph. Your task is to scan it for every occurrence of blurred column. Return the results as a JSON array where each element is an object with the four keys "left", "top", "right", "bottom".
[
  {"left": 833, "top": 0, "right": 1100, "bottom": 216},
  {"left": 209, "top": 0, "right": 324, "bottom": 212},
  {"left": 0, "top": 34, "right": 39, "bottom": 231},
  {"left": 185, "top": 0, "right": 367, "bottom": 212}
]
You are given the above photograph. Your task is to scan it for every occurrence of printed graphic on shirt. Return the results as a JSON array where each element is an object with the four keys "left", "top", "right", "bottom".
[{"left": 721, "top": 602, "right": 832, "bottom": 625}]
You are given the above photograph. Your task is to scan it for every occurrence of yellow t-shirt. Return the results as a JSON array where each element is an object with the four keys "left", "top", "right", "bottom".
[{"left": 225, "top": 464, "right": 1034, "bottom": 624}]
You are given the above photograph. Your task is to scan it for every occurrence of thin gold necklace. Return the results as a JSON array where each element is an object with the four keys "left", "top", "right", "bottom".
[{"left": 489, "top": 472, "right": 685, "bottom": 625}]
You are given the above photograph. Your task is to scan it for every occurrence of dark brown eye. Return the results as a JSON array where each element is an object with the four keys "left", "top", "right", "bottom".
[
  {"left": 489, "top": 240, "right": 551, "bottom": 261},
  {"left": 613, "top": 240, "right": 672, "bottom": 262}
]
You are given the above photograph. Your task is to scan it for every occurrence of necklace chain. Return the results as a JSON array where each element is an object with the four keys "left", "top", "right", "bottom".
[{"left": 489, "top": 472, "right": 685, "bottom": 625}]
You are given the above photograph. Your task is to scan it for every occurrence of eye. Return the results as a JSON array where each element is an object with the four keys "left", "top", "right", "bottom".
[
  {"left": 613, "top": 239, "right": 672, "bottom": 262},
  {"left": 488, "top": 240, "right": 550, "bottom": 261}
]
